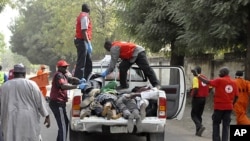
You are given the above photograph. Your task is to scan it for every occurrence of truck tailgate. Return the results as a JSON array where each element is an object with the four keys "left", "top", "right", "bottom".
[{"left": 70, "top": 116, "right": 166, "bottom": 133}]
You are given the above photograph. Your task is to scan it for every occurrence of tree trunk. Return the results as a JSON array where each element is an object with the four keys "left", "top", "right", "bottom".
[
  {"left": 170, "top": 41, "right": 185, "bottom": 66},
  {"left": 245, "top": 20, "right": 250, "bottom": 80}
]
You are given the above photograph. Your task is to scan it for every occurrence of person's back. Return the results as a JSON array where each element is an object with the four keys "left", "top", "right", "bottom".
[
  {"left": 0, "top": 64, "right": 50, "bottom": 141},
  {"left": 211, "top": 75, "right": 238, "bottom": 110}
]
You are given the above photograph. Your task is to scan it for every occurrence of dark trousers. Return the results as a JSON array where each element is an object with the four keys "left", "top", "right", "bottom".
[
  {"left": 212, "top": 110, "right": 232, "bottom": 141},
  {"left": 49, "top": 101, "right": 69, "bottom": 141},
  {"left": 74, "top": 38, "right": 92, "bottom": 79},
  {"left": 119, "top": 51, "right": 159, "bottom": 87},
  {"left": 191, "top": 97, "right": 206, "bottom": 133}
]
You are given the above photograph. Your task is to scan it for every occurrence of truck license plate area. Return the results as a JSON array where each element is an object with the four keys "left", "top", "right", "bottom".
[{"left": 110, "top": 126, "right": 127, "bottom": 133}]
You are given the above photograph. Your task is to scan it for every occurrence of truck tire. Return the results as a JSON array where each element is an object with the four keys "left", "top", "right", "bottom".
[{"left": 146, "top": 133, "right": 164, "bottom": 141}]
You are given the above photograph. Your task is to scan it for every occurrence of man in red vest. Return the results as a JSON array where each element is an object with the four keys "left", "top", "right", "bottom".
[
  {"left": 191, "top": 66, "right": 209, "bottom": 136},
  {"left": 101, "top": 41, "right": 160, "bottom": 90},
  {"left": 74, "top": 3, "right": 93, "bottom": 80}
]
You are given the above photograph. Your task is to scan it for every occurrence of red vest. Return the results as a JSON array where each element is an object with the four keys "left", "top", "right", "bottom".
[
  {"left": 197, "top": 74, "right": 209, "bottom": 97},
  {"left": 75, "top": 12, "right": 92, "bottom": 40},
  {"left": 112, "top": 41, "right": 136, "bottom": 59}
]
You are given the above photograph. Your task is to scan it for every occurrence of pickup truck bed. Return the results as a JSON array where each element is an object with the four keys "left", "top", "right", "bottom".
[{"left": 69, "top": 65, "right": 187, "bottom": 141}]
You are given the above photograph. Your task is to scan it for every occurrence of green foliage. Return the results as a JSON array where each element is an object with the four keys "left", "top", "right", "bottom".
[
  {"left": 10, "top": 0, "right": 127, "bottom": 67},
  {"left": 168, "top": 0, "right": 250, "bottom": 51},
  {"left": 0, "top": 33, "right": 6, "bottom": 53},
  {"left": 0, "top": 49, "right": 32, "bottom": 72},
  {"left": 0, "top": 0, "right": 8, "bottom": 12},
  {"left": 115, "top": 0, "right": 186, "bottom": 65}
]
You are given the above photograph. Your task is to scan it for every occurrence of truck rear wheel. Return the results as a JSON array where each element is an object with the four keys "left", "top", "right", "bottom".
[
  {"left": 69, "top": 128, "right": 88, "bottom": 141},
  {"left": 146, "top": 133, "right": 164, "bottom": 141}
]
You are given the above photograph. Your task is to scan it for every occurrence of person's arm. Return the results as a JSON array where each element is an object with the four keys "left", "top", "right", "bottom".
[
  {"left": 81, "top": 16, "right": 89, "bottom": 43},
  {"left": 106, "top": 47, "right": 120, "bottom": 73},
  {"left": 198, "top": 75, "right": 210, "bottom": 84},
  {"left": 191, "top": 70, "right": 210, "bottom": 84},
  {"left": 82, "top": 29, "right": 89, "bottom": 42},
  {"left": 4, "top": 74, "right": 8, "bottom": 82},
  {"left": 60, "top": 83, "right": 78, "bottom": 90},
  {"left": 67, "top": 76, "right": 81, "bottom": 85},
  {"left": 56, "top": 73, "right": 79, "bottom": 90}
]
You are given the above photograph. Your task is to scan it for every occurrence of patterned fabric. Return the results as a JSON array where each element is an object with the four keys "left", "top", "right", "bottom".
[{"left": 95, "top": 93, "right": 117, "bottom": 104}]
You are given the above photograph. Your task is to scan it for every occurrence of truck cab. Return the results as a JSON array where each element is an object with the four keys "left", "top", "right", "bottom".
[{"left": 69, "top": 61, "right": 187, "bottom": 141}]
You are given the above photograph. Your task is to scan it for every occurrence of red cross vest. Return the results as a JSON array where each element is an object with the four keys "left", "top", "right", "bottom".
[
  {"left": 75, "top": 12, "right": 92, "bottom": 40},
  {"left": 112, "top": 41, "right": 136, "bottom": 59}
]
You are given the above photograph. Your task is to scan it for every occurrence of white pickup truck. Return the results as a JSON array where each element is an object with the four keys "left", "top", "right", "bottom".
[{"left": 69, "top": 62, "right": 187, "bottom": 141}]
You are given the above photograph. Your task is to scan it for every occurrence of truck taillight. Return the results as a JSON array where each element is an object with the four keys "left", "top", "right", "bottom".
[
  {"left": 158, "top": 96, "right": 167, "bottom": 119},
  {"left": 72, "top": 95, "right": 81, "bottom": 117}
]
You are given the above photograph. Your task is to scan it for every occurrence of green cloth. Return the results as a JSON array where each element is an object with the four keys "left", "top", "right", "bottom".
[{"left": 101, "top": 81, "right": 118, "bottom": 94}]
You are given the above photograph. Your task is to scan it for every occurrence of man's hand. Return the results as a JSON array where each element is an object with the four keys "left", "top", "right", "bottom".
[
  {"left": 87, "top": 42, "right": 93, "bottom": 54},
  {"left": 77, "top": 83, "right": 87, "bottom": 89},
  {"left": 84, "top": 41, "right": 92, "bottom": 54},
  {"left": 44, "top": 115, "right": 50, "bottom": 128},
  {"left": 79, "top": 78, "right": 86, "bottom": 83},
  {"left": 101, "top": 70, "right": 108, "bottom": 78}
]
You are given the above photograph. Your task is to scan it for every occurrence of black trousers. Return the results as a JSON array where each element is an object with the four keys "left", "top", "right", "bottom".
[
  {"left": 74, "top": 38, "right": 92, "bottom": 79},
  {"left": 49, "top": 101, "right": 69, "bottom": 141},
  {"left": 212, "top": 110, "right": 232, "bottom": 141},
  {"left": 119, "top": 51, "right": 159, "bottom": 87},
  {"left": 191, "top": 97, "right": 206, "bottom": 133}
]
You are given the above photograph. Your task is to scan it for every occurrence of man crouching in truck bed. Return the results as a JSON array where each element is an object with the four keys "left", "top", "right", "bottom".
[{"left": 100, "top": 40, "right": 161, "bottom": 90}]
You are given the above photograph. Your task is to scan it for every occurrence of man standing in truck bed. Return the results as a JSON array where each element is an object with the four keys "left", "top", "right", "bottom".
[{"left": 74, "top": 3, "right": 93, "bottom": 80}]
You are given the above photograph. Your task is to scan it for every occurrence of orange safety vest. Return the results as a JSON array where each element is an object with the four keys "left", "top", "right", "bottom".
[
  {"left": 112, "top": 41, "right": 136, "bottom": 59},
  {"left": 75, "top": 12, "right": 92, "bottom": 40}
]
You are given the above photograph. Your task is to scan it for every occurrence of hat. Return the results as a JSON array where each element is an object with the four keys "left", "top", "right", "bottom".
[
  {"left": 57, "top": 60, "right": 70, "bottom": 67},
  {"left": 235, "top": 71, "right": 243, "bottom": 77},
  {"left": 14, "top": 64, "right": 26, "bottom": 73},
  {"left": 191, "top": 66, "right": 201, "bottom": 74}
]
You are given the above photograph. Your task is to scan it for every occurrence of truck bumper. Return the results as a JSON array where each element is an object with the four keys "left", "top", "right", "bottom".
[{"left": 70, "top": 117, "right": 166, "bottom": 133}]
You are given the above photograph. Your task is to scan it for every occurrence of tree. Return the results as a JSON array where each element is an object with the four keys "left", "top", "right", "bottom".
[
  {"left": 115, "top": 0, "right": 185, "bottom": 66},
  {"left": 0, "top": 0, "right": 10, "bottom": 12},
  {"left": 168, "top": 0, "right": 250, "bottom": 79},
  {"left": 10, "top": 0, "right": 128, "bottom": 73},
  {"left": 0, "top": 33, "right": 5, "bottom": 52},
  {"left": 10, "top": 0, "right": 59, "bottom": 73}
]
